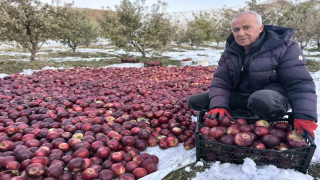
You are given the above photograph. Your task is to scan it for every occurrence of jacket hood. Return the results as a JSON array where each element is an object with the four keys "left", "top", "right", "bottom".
[{"left": 225, "top": 25, "right": 295, "bottom": 51}]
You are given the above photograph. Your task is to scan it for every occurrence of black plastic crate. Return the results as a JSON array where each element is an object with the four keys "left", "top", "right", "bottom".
[
  {"left": 121, "top": 58, "right": 139, "bottom": 63},
  {"left": 195, "top": 111, "right": 317, "bottom": 173},
  {"left": 144, "top": 61, "right": 162, "bottom": 67}
]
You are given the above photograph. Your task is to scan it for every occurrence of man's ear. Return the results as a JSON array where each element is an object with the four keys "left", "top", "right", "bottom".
[{"left": 259, "top": 25, "right": 264, "bottom": 33}]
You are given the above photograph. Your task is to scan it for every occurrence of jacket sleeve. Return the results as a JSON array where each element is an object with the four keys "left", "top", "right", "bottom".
[
  {"left": 278, "top": 41, "right": 317, "bottom": 122},
  {"left": 209, "top": 51, "right": 232, "bottom": 110}
]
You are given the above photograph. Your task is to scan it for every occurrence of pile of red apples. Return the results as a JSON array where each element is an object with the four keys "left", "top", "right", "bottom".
[
  {"left": 0, "top": 66, "right": 214, "bottom": 179},
  {"left": 200, "top": 116, "right": 308, "bottom": 150}
]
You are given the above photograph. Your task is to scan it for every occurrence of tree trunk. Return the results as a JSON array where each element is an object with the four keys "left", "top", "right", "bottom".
[
  {"left": 132, "top": 41, "right": 145, "bottom": 57},
  {"left": 317, "top": 38, "right": 320, "bottom": 49},
  {"left": 140, "top": 50, "right": 146, "bottom": 57},
  {"left": 30, "top": 50, "right": 36, "bottom": 61}
]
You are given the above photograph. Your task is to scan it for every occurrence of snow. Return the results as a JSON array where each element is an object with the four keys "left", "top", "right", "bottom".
[
  {"left": 0, "top": 73, "right": 8, "bottom": 78},
  {"left": 162, "top": 47, "right": 224, "bottom": 65},
  {"left": 185, "top": 166, "right": 192, "bottom": 172},
  {"left": 195, "top": 161, "right": 204, "bottom": 167},
  {"left": 104, "top": 63, "right": 145, "bottom": 68},
  {"left": 0, "top": 40, "right": 225, "bottom": 64}
]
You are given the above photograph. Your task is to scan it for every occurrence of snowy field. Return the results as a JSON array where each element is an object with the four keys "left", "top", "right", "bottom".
[{"left": 1, "top": 40, "right": 320, "bottom": 180}]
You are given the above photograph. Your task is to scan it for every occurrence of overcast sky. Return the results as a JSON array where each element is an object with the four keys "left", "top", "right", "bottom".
[{"left": 40, "top": 0, "right": 269, "bottom": 12}]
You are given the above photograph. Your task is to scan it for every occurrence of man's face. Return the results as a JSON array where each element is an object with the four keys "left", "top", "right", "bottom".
[{"left": 231, "top": 14, "right": 264, "bottom": 51}]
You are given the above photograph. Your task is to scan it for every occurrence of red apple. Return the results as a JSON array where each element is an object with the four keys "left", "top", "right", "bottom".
[
  {"left": 25, "top": 163, "right": 45, "bottom": 178},
  {"left": 111, "top": 152, "right": 123, "bottom": 162},
  {"left": 254, "top": 126, "right": 269, "bottom": 137},
  {"left": 235, "top": 118, "right": 248, "bottom": 125},
  {"left": 73, "top": 148, "right": 89, "bottom": 158},
  {"left": 141, "top": 158, "right": 157, "bottom": 173},
  {"left": 111, "top": 163, "right": 126, "bottom": 176},
  {"left": 261, "top": 135, "right": 280, "bottom": 148},
  {"left": 46, "top": 164, "right": 63, "bottom": 178},
  {"left": 126, "top": 161, "right": 139, "bottom": 172},
  {"left": 252, "top": 141, "right": 266, "bottom": 149},
  {"left": 273, "top": 122, "right": 292, "bottom": 132},
  {"left": 96, "top": 146, "right": 111, "bottom": 159},
  {"left": 234, "top": 132, "right": 254, "bottom": 147},
  {"left": 119, "top": 173, "right": 135, "bottom": 180},
  {"left": 288, "top": 139, "right": 307, "bottom": 148},
  {"left": 270, "top": 128, "right": 286, "bottom": 141},
  {"left": 219, "top": 116, "right": 232, "bottom": 127},
  {"left": 209, "top": 127, "right": 225, "bottom": 138},
  {"left": 183, "top": 139, "right": 195, "bottom": 150},
  {"left": 82, "top": 167, "right": 98, "bottom": 180},
  {"left": 287, "top": 130, "right": 303, "bottom": 141},
  {"left": 67, "top": 157, "right": 85, "bottom": 172},
  {"left": 255, "top": 120, "right": 270, "bottom": 129},
  {"left": 218, "top": 135, "right": 235, "bottom": 145},
  {"left": 0, "top": 140, "right": 14, "bottom": 151},
  {"left": 132, "top": 167, "right": 148, "bottom": 179},
  {"left": 226, "top": 126, "right": 241, "bottom": 136},
  {"left": 166, "top": 137, "right": 179, "bottom": 147},
  {"left": 204, "top": 117, "right": 218, "bottom": 128},
  {"left": 5, "top": 160, "right": 20, "bottom": 170},
  {"left": 98, "top": 169, "right": 116, "bottom": 180}
]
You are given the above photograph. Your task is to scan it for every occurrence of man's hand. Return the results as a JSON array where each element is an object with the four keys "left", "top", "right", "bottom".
[
  {"left": 294, "top": 119, "right": 318, "bottom": 139},
  {"left": 205, "top": 108, "right": 232, "bottom": 121}
]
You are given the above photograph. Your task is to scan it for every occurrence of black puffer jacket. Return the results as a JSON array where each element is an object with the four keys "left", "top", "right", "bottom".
[{"left": 209, "top": 25, "right": 317, "bottom": 122}]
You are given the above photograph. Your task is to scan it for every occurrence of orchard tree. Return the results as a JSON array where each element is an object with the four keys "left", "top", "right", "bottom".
[
  {"left": 180, "top": 21, "right": 206, "bottom": 48},
  {"left": 176, "top": 12, "right": 216, "bottom": 48},
  {"left": 99, "top": 0, "right": 173, "bottom": 57},
  {"left": 279, "top": 0, "right": 319, "bottom": 49},
  {"left": 0, "top": 0, "right": 56, "bottom": 61},
  {"left": 54, "top": 8, "right": 99, "bottom": 52},
  {"left": 193, "top": 12, "right": 217, "bottom": 41},
  {"left": 247, "top": 0, "right": 290, "bottom": 25},
  {"left": 212, "top": 8, "right": 237, "bottom": 46}
]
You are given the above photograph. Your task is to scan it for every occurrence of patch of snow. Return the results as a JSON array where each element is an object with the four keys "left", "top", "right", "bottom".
[
  {"left": 185, "top": 166, "right": 191, "bottom": 172},
  {"left": 195, "top": 161, "right": 204, "bottom": 167},
  {"left": 192, "top": 160, "right": 313, "bottom": 180},
  {"left": 242, "top": 158, "right": 257, "bottom": 175},
  {"left": 162, "top": 47, "right": 224, "bottom": 65},
  {"left": 41, "top": 66, "right": 69, "bottom": 70},
  {"left": 304, "top": 51, "right": 320, "bottom": 56},
  {"left": 0, "top": 73, "right": 9, "bottom": 78},
  {"left": 311, "top": 71, "right": 320, "bottom": 163},
  {"left": 19, "top": 69, "right": 37, "bottom": 76},
  {"left": 103, "top": 63, "right": 145, "bottom": 68},
  {"left": 46, "top": 57, "right": 113, "bottom": 62}
]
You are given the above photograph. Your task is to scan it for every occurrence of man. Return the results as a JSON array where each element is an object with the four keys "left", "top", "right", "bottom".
[{"left": 188, "top": 11, "right": 318, "bottom": 138}]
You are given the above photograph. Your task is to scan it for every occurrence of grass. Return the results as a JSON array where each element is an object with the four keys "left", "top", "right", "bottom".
[
  {"left": 308, "top": 163, "right": 320, "bottom": 178},
  {"left": 0, "top": 56, "right": 181, "bottom": 75},
  {"left": 306, "top": 59, "right": 320, "bottom": 72},
  {"left": 0, "top": 58, "right": 119, "bottom": 74},
  {"left": 163, "top": 162, "right": 211, "bottom": 180}
]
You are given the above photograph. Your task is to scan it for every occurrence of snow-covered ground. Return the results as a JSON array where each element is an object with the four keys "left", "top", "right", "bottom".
[
  {"left": 0, "top": 40, "right": 225, "bottom": 64},
  {"left": 1, "top": 40, "right": 320, "bottom": 180}
]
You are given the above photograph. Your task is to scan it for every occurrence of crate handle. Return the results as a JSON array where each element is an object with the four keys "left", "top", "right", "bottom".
[{"left": 303, "top": 129, "right": 316, "bottom": 146}]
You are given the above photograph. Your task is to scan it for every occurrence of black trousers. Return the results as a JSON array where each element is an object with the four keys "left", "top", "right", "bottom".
[{"left": 187, "top": 90, "right": 290, "bottom": 119}]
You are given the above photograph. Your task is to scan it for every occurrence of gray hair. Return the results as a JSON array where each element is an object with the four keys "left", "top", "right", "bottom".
[{"left": 231, "top": 11, "right": 263, "bottom": 26}]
